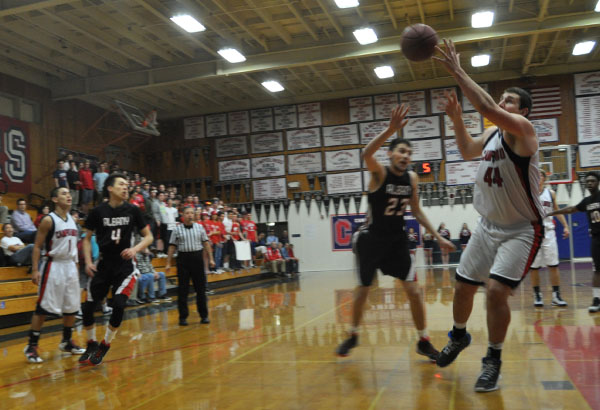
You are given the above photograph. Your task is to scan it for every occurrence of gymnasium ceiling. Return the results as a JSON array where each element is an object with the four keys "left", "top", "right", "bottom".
[{"left": 1, "top": 0, "right": 600, "bottom": 119}]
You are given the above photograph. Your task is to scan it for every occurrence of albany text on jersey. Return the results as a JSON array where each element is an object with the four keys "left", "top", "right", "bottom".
[{"left": 367, "top": 167, "right": 412, "bottom": 235}]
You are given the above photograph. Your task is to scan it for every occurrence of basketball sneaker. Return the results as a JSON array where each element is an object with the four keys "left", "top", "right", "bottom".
[
  {"left": 78, "top": 340, "right": 99, "bottom": 364},
  {"left": 336, "top": 333, "right": 358, "bottom": 357},
  {"left": 416, "top": 338, "right": 439, "bottom": 361},
  {"left": 551, "top": 292, "right": 567, "bottom": 307},
  {"left": 436, "top": 331, "right": 471, "bottom": 367},
  {"left": 24, "top": 345, "right": 43, "bottom": 363},
  {"left": 59, "top": 340, "right": 86, "bottom": 354},
  {"left": 533, "top": 292, "right": 543, "bottom": 307},
  {"left": 89, "top": 341, "right": 110, "bottom": 365},
  {"left": 474, "top": 356, "right": 502, "bottom": 392},
  {"left": 589, "top": 297, "right": 600, "bottom": 313}
]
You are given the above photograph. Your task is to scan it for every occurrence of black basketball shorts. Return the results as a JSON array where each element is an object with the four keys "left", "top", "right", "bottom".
[
  {"left": 354, "top": 229, "right": 415, "bottom": 287},
  {"left": 592, "top": 235, "right": 600, "bottom": 272},
  {"left": 86, "top": 258, "right": 137, "bottom": 303}
]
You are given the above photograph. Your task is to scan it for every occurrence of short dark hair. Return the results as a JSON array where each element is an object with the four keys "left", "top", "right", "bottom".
[
  {"left": 2, "top": 222, "right": 14, "bottom": 232},
  {"left": 389, "top": 138, "right": 412, "bottom": 151},
  {"left": 50, "top": 186, "right": 65, "bottom": 198},
  {"left": 585, "top": 171, "right": 600, "bottom": 181},
  {"left": 102, "top": 173, "right": 127, "bottom": 198},
  {"left": 505, "top": 87, "right": 533, "bottom": 118},
  {"left": 17, "top": 198, "right": 26, "bottom": 205}
]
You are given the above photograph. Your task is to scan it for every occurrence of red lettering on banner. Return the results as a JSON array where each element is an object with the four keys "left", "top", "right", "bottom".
[{"left": 335, "top": 220, "right": 352, "bottom": 247}]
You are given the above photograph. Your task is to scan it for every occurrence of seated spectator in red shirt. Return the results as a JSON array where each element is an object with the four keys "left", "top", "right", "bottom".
[
  {"left": 265, "top": 242, "right": 285, "bottom": 275},
  {"left": 34, "top": 205, "right": 50, "bottom": 228},
  {"left": 78, "top": 160, "right": 94, "bottom": 214},
  {"left": 129, "top": 186, "right": 145, "bottom": 211},
  {"left": 283, "top": 243, "right": 299, "bottom": 274}
]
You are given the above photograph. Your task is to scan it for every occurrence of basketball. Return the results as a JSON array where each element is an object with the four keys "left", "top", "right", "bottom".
[{"left": 400, "top": 24, "right": 439, "bottom": 61}]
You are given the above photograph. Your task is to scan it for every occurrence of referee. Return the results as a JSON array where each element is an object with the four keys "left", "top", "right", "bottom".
[{"left": 166, "top": 207, "right": 215, "bottom": 326}]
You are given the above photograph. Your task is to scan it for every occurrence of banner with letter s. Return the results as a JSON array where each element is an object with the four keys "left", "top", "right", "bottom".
[{"left": 0, "top": 116, "right": 30, "bottom": 194}]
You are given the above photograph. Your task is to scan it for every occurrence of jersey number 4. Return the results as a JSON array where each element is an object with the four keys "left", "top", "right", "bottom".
[
  {"left": 384, "top": 198, "right": 409, "bottom": 216},
  {"left": 111, "top": 228, "right": 121, "bottom": 245},
  {"left": 483, "top": 167, "right": 504, "bottom": 187}
]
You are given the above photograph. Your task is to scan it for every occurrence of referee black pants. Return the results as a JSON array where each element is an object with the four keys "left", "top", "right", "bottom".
[{"left": 177, "top": 251, "right": 208, "bottom": 320}]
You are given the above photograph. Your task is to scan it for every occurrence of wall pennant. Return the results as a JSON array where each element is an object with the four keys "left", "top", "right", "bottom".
[
  {"left": 342, "top": 195, "right": 351, "bottom": 214},
  {"left": 242, "top": 180, "right": 251, "bottom": 202},
  {"left": 317, "top": 173, "right": 327, "bottom": 193},
  {"left": 283, "top": 198, "right": 290, "bottom": 220},
  {"left": 307, "top": 174, "right": 316, "bottom": 191},
  {"left": 565, "top": 182, "right": 573, "bottom": 197},
  {"left": 304, "top": 192, "right": 312, "bottom": 214},
  {"left": 264, "top": 202, "right": 271, "bottom": 220},
  {"left": 314, "top": 191, "right": 323, "bottom": 214},
  {"left": 255, "top": 202, "right": 262, "bottom": 221},
  {"left": 353, "top": 193, "right": 362, "bottom": 213},
  {"left": 577, "top": 172, "right": 587, "bottom": 196},
  {"left": 273, "top": 201, "right": 281, "bottom": 221},
  {"left": 323, "top": 195, "right": 330, "bottom": 215},
  {"left": 293, "top": 192, "right": 302, "bottom": 213},
  {"left": 332, "top": 195, "right": 341, "bottom": 215}
]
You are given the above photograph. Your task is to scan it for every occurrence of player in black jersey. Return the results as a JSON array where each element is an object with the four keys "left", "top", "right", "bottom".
[
  {"left": 336, "top": 105, "right": 455, "bottom": 359},
  {"left": 79, "top": 174, "right": 153, "bottom": 365},
  {"left": 548, "top": 171, "right": 600, "bottom": 312}
]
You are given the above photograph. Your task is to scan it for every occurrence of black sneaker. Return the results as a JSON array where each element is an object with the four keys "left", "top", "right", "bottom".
[
  {"left": 24, "top": 345, "right": 43, "bottom": 363},
  {"left": 89, "top": 341, "right": 110, "bottom": 365},
  {"left": 336, "top": 333, "right": 358, "bottom": 357},
  {"left": 200, "top": 317, "right": 210, "bottom": 324},
  {"left": 436, "top": 331, "right": 471, "bottom": 367},
  {"left": 78, "top": 340, "right": 99, "bottom": 364},
  {"left": 589, "top": 297, "right": 600, "bottom": 313},
  {"left": 533, "top": 292, "right": 544, "bottom": 308},
  {"left": 416, "top": 339, "right": 439, "bottom": 361},
  {"left": 474, "top": 357, "right": 502, "bottom": 392},
  {"left": 59, "top": 340, "right": 86, "bottom": 354}
]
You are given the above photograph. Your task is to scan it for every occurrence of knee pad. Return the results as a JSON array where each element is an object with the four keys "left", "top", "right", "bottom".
[
  {"left": 82, "top": 301, "right": 96, "bottom": 327},
  {"left": 109, "top": 294, "right": 128, "bottom": 328}
]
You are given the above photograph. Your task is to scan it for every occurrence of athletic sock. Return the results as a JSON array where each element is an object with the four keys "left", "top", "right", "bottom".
[
  {"left": 86, "top": 327, "right": 96, "bottom": 342},
  {"left": 487, "top": 342, "right": 503, "bottom": 360},
  {"left": 452, "top": 322, "right": 467, "bottom": 340},
  {"left": 28, "top": 330, "right": 41, "bottom": 346},
  {"left": 62, "top": 326, "right": 73, "bottom": 342},
  {"left": 552, "top": 285, "right": 560, "bottom": 293},
  {"left": 349, "top": 326, "right": 359, "bottom": 335},
  {"left": 104, "top": 328, "right": 117, "bottom": 344},
  {"left": 593, "top": 288, "right": 600, "bottom": 299},
  {"left": 417, "top": 329, "right": 429, "bottom": 340},
  {"left": 533, "top": 286, "right": 541, "bottom": 294}
]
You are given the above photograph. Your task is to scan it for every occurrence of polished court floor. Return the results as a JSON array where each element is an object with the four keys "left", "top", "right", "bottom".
[{"left": 0, "top": 261, "right": 599, "bottom": 409}]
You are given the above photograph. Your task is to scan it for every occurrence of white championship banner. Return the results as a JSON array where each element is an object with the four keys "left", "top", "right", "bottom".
[
  {"left": 399, "top": 91, "right": 426, "bottom": 116},
  {"left": 206, "top": 113, "right": 227, "bottom": 137},
  {"left": 228, "top": 110, "right": 250, "bottom": 135},
  {"left": 574, "top": 71, "right": 600, "bottom": 96},
  {"left": 576, "top": 95, "right": 600, "bottom": 143},
  {"left": 184, "top": 116, "right": 205, "bottom": 139},
  {"left": 323, "top": 124, "right": 359, "bottom": 146},
  {"left": 411, "top": 138, "right": 443, "bottom": 161},
  {"left": 286, "top": 127, "right": 321, "bottom": 150},
  {"left": 359, "top": 121, "right": 394, "bottom": 144},
  {"left": 431, "top": 87, "right": 457, "bottom": 114},
  {"left": 403, "top": 116, "right": 441, "bottom": 139},
  {"left": 215, "top": 135, "right": 248, "bottom": 157},
  {"left": 325, "top": 149, "right": 361, "bottom": 171},
  {"left": 444, "top": 112, "right": 483, "bottom": 137},
  {"left": 298, "top": 102, "right": 322, "bottom": 128},
  {"left": 251, "top": 108, "right": 274, "bottom": 132},
  {"left": 349, "top": 96, "right": 374, "bottom": 122},
  {"left": 251, "top": 132, "right": 284, "bottom": 154},
  {"left": 219, "top": 159, "right": 251, "bottom": 181},
  {"left": 374, "top": 94, "right": 398, "bottom": 119},
  {"left": 462, "top": 84, "right": 488, "bottom": 112},
  {"left": 362, "top": 147, "right": 390, "bottom": 167},
  {"left": 444, "top": 139, "right": 464, "bottom": 162},
  {"left": 288, "top": 152, "right": 323, "bottom": 174},
  {"left": 251, "top": 155, "right": 285, "bottom": 178},
  {"left": 579, "top": 143, "right": 600, "bottom": 168},
  {"left": 274, "top": 105, "right": 298, "bottom": 130},
  {"left": 532, "top": 118, "right": 559, "bottom": 143},
  {"left": 326, "top": 172, "right": 363, "bottom": 194},
  {"left": 445, "top": 161, "right": 481, "bottom": 185},
  {"left": 253, "top": 178, "right": 287, "bottom": 200}
]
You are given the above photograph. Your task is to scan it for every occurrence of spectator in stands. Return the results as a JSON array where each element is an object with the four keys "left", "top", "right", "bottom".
[
  {"left": 437, "top": 223, "right": 451, "bottom": 265},
  {"left": 208, "top": 212, "right": 224, "bottom": 272},
  {"left": 280, "top": 230, "right": 289, "bottom": 246},
  {"left": 162, "top": 197, "right": 178, "bottom": 246},
  {"left": 93, "top": 162, "right": 109, "bottom": 202},
  {"left": 228, "top": 213, "right": 245, "bottom": 270},
  {"left": 287, "top": 244, "right": 299, "bottom": 273},
  {"left": 0, "top": 194, "right": 8, "bottom": 224},
  {"left": 12, "top": 199, "right": 37, "bottom": 243},
  {"left": 62, "top": 153, "right": 74, "bottom": 171},
  {"left": 240, "top": 212, "right": 257, "bottom": 268},
  {"left": 1, "top": 223, "right": 34, "bottom": 266},
  {"left": 141, "top": 182, "right": 151, "bottom": 200},
  {"left": 265, "top": 242, "right": 285, "bottom": 276},
  {"left": 67, "top": 161, "right": 80, "bottom": 210},
  {"left": 459, "top": 223, "right": 472, "bottom": 251},
  {"left": 53, "top": 159, "right": 68, "bottom": 188},
  {"left": 79, "top": 160, "right": 94, "bottom": 214},
  {"left": 266, "top": 229, "right": 279, "bottom": 245},
  {"left": 280, "top": 243, "right": 299, "bottom": 276},
  {"left": 136, "top": 248, "right": 172, "bottom": 303},
  {"left": 34, "top": 205, "right": 50, "bottom": 228}
]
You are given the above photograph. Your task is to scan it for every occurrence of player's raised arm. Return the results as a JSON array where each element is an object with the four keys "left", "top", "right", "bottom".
[
  {"left": 434, "top": 39, "right": 535, "bottom": 151},
  {"left": 361, "top": 104, "right": 409, "bottom": 189},
  {"left": 442, "top": 90, "right": 489, "bottom": 160}
]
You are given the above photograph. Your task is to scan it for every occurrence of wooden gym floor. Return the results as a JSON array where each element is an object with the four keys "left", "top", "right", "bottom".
[{"left": 0, "top": 261, "right": 598, "bottom": 409}]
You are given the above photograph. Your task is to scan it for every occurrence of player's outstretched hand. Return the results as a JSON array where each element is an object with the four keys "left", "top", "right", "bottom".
[
  {"left": 432, "top": 38, "right": 461, "bottom": 75},
  {"left": 562, "top": 228, "right": 570, "bottom": 239},
  {"left": 439, "top": 238, "right": 456, "bottom": 252},
  {"left": 31, "top": 270, "right": 41, "bottom": 285},
  {"left": 121, "top": 248, "right": 136, "bottom": 260},
  {"left": 85, "top": 263, "right": 97, "bottom": 278},
  {"left": 443, "top": 90, "right": 462, "bottom": 121},
  {"left": 387, "top": 104, "right": 410, "bottom": 133}
]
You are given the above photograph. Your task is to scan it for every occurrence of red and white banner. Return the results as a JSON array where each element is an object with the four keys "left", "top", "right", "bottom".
[
  {"left": 528, "top": 86, "right": 562, "bottom": 119},
  {"left": 0, "top": 116, "right": 30, "bottom": 194}
]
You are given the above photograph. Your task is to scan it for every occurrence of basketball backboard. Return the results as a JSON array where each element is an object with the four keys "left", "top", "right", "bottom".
[
  {"left": 539, "top": 144, "right": 572, "bottom": 184},
  {"left": 114, "top": 100, "right": 160, "bottom": 136}
]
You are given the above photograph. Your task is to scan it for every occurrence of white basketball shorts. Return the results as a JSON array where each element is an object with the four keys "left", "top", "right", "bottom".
[
  {"left": 530, "top": 229, "right": 559, "bottom": 269},
  {"left": 37, "top": 259, "right": 81, "bottom": 315},
  {"left": 456, "top": 217, "right": 543, "bottom": 288}
]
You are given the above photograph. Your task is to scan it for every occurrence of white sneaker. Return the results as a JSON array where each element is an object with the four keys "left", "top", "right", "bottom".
[
  {"left": 551, "top": 292, "right": 567, "bottom": 307},
  {"left": 533, "top": 293, "right": 543, "bottom": 308},
  {"left": 589, "top": 297, "right": 600, "bottom": 313},
  {"left": 102, "top": 306, "right": 113, "bottom": 316}
]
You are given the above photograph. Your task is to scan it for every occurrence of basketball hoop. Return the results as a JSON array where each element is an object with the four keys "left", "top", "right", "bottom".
[{"left": 141, "top": 109, "right": 158, "bottom": 128}]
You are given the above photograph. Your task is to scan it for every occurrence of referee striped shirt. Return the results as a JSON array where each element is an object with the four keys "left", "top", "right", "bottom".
[{"left": 169, "top": 222, "right": 209, "bottom": 252}]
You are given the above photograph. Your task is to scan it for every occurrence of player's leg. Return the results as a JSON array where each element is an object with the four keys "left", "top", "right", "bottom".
[
  {"left": 79, "top": 273, "right": 109, "bottom": 364},
  {"left": 590, "top": 235, "right": 600, "bottom": 312},
  {"left": 177, "top": 258, "right": 191, "bottom": 325},
  {"left": 24, "top": 310, "right": 46, "bottom": 363},
  {"left": 59, "top": 266, "right": 86, "bottom": 355},
  {"left": 529, "top": 267, "right": 543, "bottom": 307},
  {"left": 541, "top": 230, "right": 566, "bottom": 306},
  {"left": 25, "top": 258, "right": 53, "bottom": 363},
  {"left": 548, "top": 265, "right": 567, "bottom": 306},
  {"left": 190, "top": 254, "right": 209, "bottom": 323}
]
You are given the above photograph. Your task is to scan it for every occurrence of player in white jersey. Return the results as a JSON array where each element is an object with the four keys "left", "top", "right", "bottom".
[
  {"left": 433, "top": 39, "right": 544, "bottom": 392},
  {"left": 529, "top": 170, "right": 569, "bottom": 307},
  {"left": 24, "top": 187, "right": 85, "bottom": 363}
]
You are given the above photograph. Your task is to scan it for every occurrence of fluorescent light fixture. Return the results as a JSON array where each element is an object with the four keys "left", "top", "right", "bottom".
[
  {"left": 170, "top": 14, "right": 205, "bottom": 33},
  {"left": 596, "top": 0, "right": 600, "bottom": 12},
  {"left": 353, "top": 27, "right": 378, "bottom": 45},
  {"left": 572, "top": 41, "right": 596, "bottom": 56},
  {"left": 471, "top": 54, "right": 490, "bottom": 67},
  {"left": 266, "top": 222, "right": 275, "bottom": 226},
  {"left": 334, "top": 0, "right": 359, "bottom": 8},
  {"left": 374, "top": 65, "right": 394, "bottom": 79},
  {"left": 471, "top": 11, "right": 494, "bottom": 28},
  {"left": 262, "top": 80, "right": 284, "bottom": 92},
  {"left": 218, "top": 48, "right": 246, "bottom": 63}
]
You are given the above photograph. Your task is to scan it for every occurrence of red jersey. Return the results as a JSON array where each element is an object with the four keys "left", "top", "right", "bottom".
[
  {"left": 231, "top": 222, "right": 242, "bottom": 241},
  {"left": 204, "top": 221, "right": 221, "bottom": 245},
  {"left": 266, "top": 247, "right": 282, "bottom": 261},
  {"left": 242, "top": 219, "right": 257, "bottom": 242},
  {"left": 130, "top": 193, "right": 145, "bottom": 211},
  {"left": 79, "top": 168, "right": 94, "bottom": 190}
]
